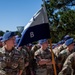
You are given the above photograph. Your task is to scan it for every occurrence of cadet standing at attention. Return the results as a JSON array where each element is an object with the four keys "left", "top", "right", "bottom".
[
  {"left": 0, "top": 32, "right": 24, "bottom": 75},
  {"left": 57, "top": 38, "right": 75, "bottom": 72},
  {"left": 34, "top": 39, "right": 54, "bottom": 75}
]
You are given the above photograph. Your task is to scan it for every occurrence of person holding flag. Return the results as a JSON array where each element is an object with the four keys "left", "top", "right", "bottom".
[
  {"left": 34, "top": 39, "right": 54, "bottom": 75},
  {"left": 17, "top": 0, "right": 57, "bottom": 75}
]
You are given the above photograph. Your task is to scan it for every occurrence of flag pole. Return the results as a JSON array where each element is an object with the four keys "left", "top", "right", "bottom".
[
  {"left": 49, "top": 39, "right": 57, "bottom": 75},
  {"left": 42, "top": 0, "right": 57, "bottom": 75}
]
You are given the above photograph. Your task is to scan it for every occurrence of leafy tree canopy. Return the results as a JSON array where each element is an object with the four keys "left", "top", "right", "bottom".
[{"left": 44, "top": 0, "right": 75, "bottom": 42}]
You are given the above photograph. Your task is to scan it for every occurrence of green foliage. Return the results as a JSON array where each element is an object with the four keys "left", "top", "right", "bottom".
[
  {"left": 45, "top": 0, "right": 75, "bottom": 42},
  {"left": 0, "top": 31, "right": 4, "bottom": 36},
  {"left": 60, "top": 10, "right": 75, "bottom": 30}
]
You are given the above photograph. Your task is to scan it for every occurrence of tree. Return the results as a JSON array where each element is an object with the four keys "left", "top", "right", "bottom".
[
  {"left": 44, "top": 0, "right": 75, "bottom": 42},
  {"left": 0, "top": 30, "right": 4, "bottom": 36}
]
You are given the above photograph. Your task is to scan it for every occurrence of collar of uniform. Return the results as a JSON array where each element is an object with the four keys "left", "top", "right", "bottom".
[{"left": 0, "top": 46, "right": 6, "bottom": 54}]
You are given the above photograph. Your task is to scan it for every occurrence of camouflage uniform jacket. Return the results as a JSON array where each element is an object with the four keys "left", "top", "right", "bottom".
[
  {"left": 34, "top": 48, "right": 54, "bottom": 75},
  {"left": 34, "top": 48, "right": 52, "bottom": 62},
  {"left": 57, "top": 49, "right": 72, "bottom": 65},
  {"left": 53, "top": 44, "right": 67, "bottom": 57},
  {"left": 20, "top": 48, "right": 29, "bottom": 63},
  {"left": 58, "top": 52, "right": 75, "bottom": 75},
  {"left": 20, "top": 48, "right": 29, "bottom": 75},
  {"left": 0, "top": 47, "right": 24, "bottom": 75}
]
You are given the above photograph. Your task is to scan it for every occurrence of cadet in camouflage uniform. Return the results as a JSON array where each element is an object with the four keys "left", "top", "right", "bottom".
[
  {"left": 57, "top": 38, "right": 75, "bottom": 72},
  {"left": 0, "top": 32, "right": 24, "bottom": 75},
  {"left": 58, "top": 52, "right": 75, "bottom": 75},
  {"left": 53, "top": 40, "right": 66, "bottom": 57},
  {"left": 34, "top": 39, "right": 54, "bottom": 75},
  {"left": 15, "top": 37, "right": 29, "bottom": 75},
  {"left": 30, "top": 44, "right": 41, "bottom": 75},
  {"left": 53, "top": 35, "right": 71, "bottom": 58},
  {"left": 20, "top": 46, "right": 30, "bottom": 75}
]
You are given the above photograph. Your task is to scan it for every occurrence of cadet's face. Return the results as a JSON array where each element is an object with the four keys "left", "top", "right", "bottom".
[
  {"left": 6, "top": 36, "right": 15, "bottom": 47},
  {"left": 43, "top": 41, "right": 48, "bottom": 48},
  {"left": 69, "top": 43, "right": 74, "bottom": 50}
]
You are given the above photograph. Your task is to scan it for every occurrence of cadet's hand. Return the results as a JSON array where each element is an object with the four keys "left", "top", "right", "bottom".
[
  {"left": 38, "top": 59, "right": 52, "bottom": 65},
  {"left": 46, "top": 60, "right": 52, "bottom": 65},
  {"left": 38, "top": 59, "right": 48, "bottom": 65}
]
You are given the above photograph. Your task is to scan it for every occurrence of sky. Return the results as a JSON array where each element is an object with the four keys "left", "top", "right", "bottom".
[{"left": 0, "top": 0, "right": 42, "bottom": 32}]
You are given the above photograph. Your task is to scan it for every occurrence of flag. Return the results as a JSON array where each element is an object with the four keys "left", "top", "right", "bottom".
[{"left": 18, "top": 6, "right": 50, "bottom": 47}]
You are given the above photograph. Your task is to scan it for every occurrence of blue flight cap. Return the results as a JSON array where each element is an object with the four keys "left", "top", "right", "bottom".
[
  {"left": 38, "top": 39, "right": 48, "bottom": 45},
  {"left": 1, "top": 32, "right": 15, "bottom": 42},
  {"left": 58, "top": 40, "right": 64, "bottom": 45},
  {"left": 65, "top": 38, "right": 74, "bottom": 46},
  {"left": 63, "top": 35, "right": 71, "bottom": 41}
]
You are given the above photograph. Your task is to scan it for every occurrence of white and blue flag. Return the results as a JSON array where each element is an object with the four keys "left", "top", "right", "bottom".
[{"left": 18, "top": 6, "right": 50, "bottom": 46}]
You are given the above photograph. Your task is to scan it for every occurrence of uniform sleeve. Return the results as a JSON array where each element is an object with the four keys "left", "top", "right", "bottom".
[
  {"left": 57, "top": 52, "right": 64, "bottom": 64},
  {"left": 23, "top": 49, "right": 29, "bottom": 63},
  {"left": 18, "top": 52, "right": 25, "bottom": 70},
  {"left": 58, "top": 53, "right": 74, "bottom": 75},
  {"left": 57, "top": 50, "right": 66, "bottom": 64},
  {"left": 34, "top": 50, "right": 41, "bottom": 63}
]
